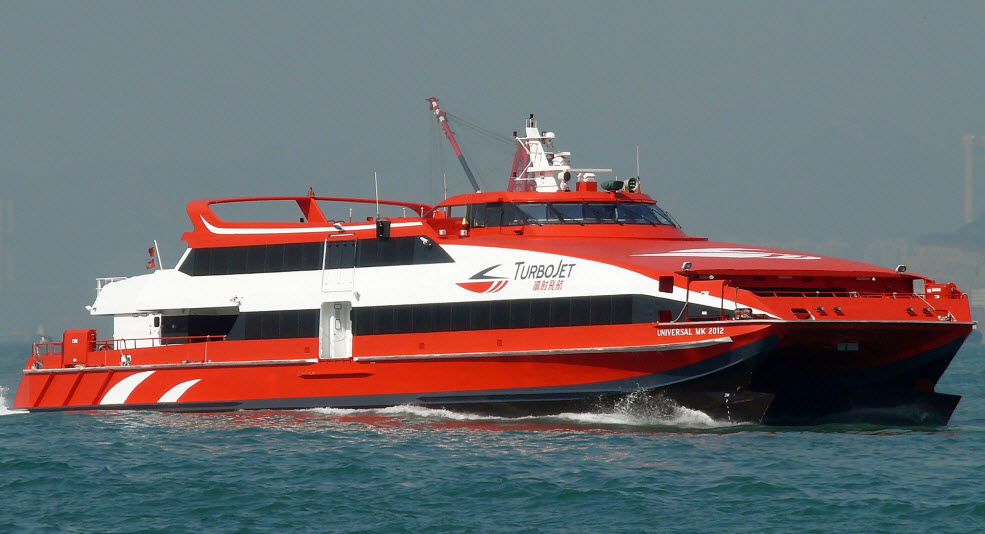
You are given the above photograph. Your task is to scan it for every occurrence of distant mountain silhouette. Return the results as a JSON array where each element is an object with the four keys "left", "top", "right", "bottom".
[{"left": 919, "top": 217, "right": 985, "bottom": 251}]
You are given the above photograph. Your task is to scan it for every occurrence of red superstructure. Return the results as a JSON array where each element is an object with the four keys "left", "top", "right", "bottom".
[{"left": 13, "top": 106, "right": 973, "bottom": 424}]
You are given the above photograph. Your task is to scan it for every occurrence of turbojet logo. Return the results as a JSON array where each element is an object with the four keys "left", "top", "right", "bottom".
[
  {"left": 457, "top": 265, "right": 510, "bottom": 293},
  {"left": 457, "top": 260, "right": 578, "bottom": 293}
]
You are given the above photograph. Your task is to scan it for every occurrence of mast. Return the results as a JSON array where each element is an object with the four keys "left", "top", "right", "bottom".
[{"left": 427, "top": 97, "right": 481, "bottom": 193}]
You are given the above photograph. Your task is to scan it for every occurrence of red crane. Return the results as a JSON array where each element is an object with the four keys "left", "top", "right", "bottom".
[{"left": 427, "top": 97, "right": 481, "bottom": 193}]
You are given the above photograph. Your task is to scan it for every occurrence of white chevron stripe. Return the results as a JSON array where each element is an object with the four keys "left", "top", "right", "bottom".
[
  {"left": 157, "top": 379, "right": 201, "bottom": 403},
  {"left": 100, "top": 370, "right": 156, "bottom": 405}
]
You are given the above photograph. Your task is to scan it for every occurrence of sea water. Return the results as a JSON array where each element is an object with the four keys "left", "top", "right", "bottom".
[{"left": 2, "top": 343, "right": 984, "bottom": 533}]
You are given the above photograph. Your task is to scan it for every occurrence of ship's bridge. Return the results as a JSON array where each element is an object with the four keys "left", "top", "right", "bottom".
[{"left": 426, "top": 191, "right": 689, "bottom": 239}]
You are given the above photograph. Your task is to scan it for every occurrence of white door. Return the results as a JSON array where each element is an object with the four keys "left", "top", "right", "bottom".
[
  {"left": 320, "top": 301, "right": 352, "bottom": 359},
  {"left": 149, "top": 314, "right": 162, "bottom": 347}
]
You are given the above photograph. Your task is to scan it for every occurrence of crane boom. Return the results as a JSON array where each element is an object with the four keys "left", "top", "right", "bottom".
[{"left": 427, "top": 97, "right": 481, "bottom": 193}]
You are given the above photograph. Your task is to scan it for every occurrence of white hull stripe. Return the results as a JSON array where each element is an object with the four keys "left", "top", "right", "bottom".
[
  {"left": 100, "top": 370, "right": 155, "bottom": 405},
  {"left": 633, "top": 247, "right": 820, "bottom": 260},
  {"left": 201, "top": 216, "right": 423, "bottom": 235},
  {"left": 158, "top": 379, "right": 201, "bottom": 403}
]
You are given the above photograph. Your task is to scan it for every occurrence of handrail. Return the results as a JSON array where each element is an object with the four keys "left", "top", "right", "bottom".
[
  {"left": 32, "top": 342, "right": 62, "bottom": 357},
  {"left": 31, "top": 334, "right": 227, "bottom": 357},
  {"left": 749, "top": 290, "right": 922, "bottom": 299},
  {"left": 108, "top": 334, "right": 226, "bottom": 349},
  {"left": 96, "top": 276, "right": 127, "bottom": 295},
  {"left": 194, "top": 196, "right": 434, "bottom": 220}
]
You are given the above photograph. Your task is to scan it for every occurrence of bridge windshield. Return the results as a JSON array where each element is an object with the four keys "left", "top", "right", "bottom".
[{"left": 459, "top": 201, "right": 678, "bottom": 228}]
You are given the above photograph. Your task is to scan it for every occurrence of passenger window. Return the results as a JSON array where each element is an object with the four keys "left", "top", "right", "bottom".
[
  {"left": 300, "top": 242, "right": 323, "bottom": 270},
  {"left": 395, "top": 306, "right": 413, "bottom": 334},
  {"left": 590, "top": 295, "right": 612, "bottom": 325},
  {"left": 549, "top": 298, "right": 570, "bottom": 327},
  {"left": 451, "top": 303, "right": 470, "bottom": 331},
  {"left": 279, "top": 310, "right": 300, "bottom": 339},
  {"left": 265, "top": 244, "right": 285, "bottom": 272},
  {"left": 490, "top": 301, "right": 510, "bottom": 329},
  {"left": 210, "top": 248, "right": 229, "bottom": 275},
  {"left": 470, "top": 302, "right": 491, "bottom": 330},
  {"left": 509, "top": 299, "right": 531, "bottom": 328},
  {"left": 412, "top": 305, "right": 433, "bottom": 333},
  {"left": 192, "top": 249, "right": 212, "bottom": 276},
  {"left": 283, "top": 243, "right": 303, "bottom": 271},
  {"left": 570, "top": 297, "right": 591, "bottom": 325},
  {"left": 228, "top": 246, "right": 248, "bottom": 274},
  {"left": 246, "top": 245, "right": 266, "bottom": 273}
]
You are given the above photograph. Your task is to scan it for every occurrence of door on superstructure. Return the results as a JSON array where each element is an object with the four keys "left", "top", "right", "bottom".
[{"left": 319, "top": 301, "right": 352, "bottom": 359}]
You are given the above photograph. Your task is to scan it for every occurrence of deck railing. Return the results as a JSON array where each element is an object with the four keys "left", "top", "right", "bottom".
[
  {"left": 749, "top": 289, "right": 922, "bottom": 299},
  {"left": 31, "top": 342, "right": 63, "bottom": 358},
  {"left": 96, "top": 276, "right": 128, "bottom": 296},
  {"left": 31, "top": 335, "right": 226, "bottom": 358}
]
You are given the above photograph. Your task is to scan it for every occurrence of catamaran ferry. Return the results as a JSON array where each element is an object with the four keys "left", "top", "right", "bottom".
[{"left": 13, "top": 100, "right": 973, "bottom": 424}]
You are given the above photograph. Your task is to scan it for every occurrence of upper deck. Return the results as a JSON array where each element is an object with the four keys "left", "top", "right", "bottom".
[
  {"left": 181, "top": 194, "right": 434, "bottom": 248},
  {"left": 179, "top": 186, "right": 692, "bottom": 250}
]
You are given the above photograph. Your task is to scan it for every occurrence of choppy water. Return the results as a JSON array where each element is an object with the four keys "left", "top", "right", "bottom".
[{"left": 2, "top": 343, "right": 985, "bottom": 533}]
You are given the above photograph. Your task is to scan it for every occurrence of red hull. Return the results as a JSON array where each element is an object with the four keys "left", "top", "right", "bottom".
[
  {"left": 15, "top": 324, "right": 772, "bottom": 413},
  {"left": 14, "top": 320, "right": 970, "bottom": 424}
]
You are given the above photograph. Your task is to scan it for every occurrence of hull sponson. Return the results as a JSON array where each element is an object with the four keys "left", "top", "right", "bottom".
[
  {"left": 18, "top": 336, "right": 778, "bottom": 423},
  {"left": 749, "top": 322, "right": 970, "bottom": 394},
  {"left": 759, "top": 335, "right": 968, "bottom": 425}
]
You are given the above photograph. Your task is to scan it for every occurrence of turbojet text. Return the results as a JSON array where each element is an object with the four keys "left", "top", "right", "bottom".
[{"left": 513, "top": 261, "right": 576, "bottom": 280}]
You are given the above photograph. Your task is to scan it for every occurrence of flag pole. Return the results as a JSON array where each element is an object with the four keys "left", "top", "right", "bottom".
[{"left": 153, "top": 239, "right": 163, "bottom": 270}]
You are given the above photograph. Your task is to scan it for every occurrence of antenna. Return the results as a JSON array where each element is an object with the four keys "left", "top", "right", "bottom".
[
  {"left": 636, "top": 145, "right": 640, "bottom": 178},
  {"left": 374, "top": 171, "right": 381, "bottom": 219},
  {"left": 443, "top": 172, "right": 448, "bottom": 200},
  {"left": 0, "top": 199, "right": 4, "bottom": 294},
  {"left": 3, "top": 199, "right": 9, "bottom": 287}
]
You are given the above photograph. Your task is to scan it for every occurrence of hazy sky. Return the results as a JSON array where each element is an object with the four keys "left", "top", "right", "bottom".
[{"left": 2, "top": 2, "right": 985, "bottom": 337}]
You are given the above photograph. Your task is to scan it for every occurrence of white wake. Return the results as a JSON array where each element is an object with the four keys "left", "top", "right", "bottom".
[
  {"left": 553, "top": 391, "right": 725, "bottom": 428},
  {"left": 0, "top": 385, "right": 27, "bottom": 416},
  {"left": 309, "top": 404, "right": 508, "bottom": 422},
  {"left": 308, "top": 391, "right": 734, "bottom": 429}
]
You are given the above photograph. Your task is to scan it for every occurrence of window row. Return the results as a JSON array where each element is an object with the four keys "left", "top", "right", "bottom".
[
  {"left": 158, "top": 295, "right": 717, "bottom": 342},
  {"left": 177, "top": 236, "right": 452, "bottom": 276},
  {"left": 351, "top": 294, "right": 690, "bottom": 336},
  {"left": 162, "top": 310, "right": 319, "bottom": 342},
  {"left": 434, "top": 202, "right": 678, "bottom": 228}
]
